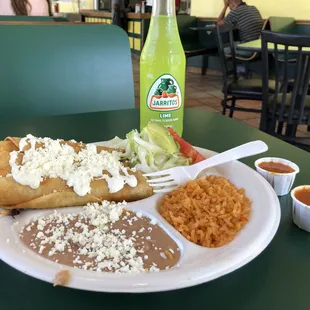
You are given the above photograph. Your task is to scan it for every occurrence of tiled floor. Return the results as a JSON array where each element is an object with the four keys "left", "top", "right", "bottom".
[{"left": 132, "top": 56, "right": 310, "bottom": 140}]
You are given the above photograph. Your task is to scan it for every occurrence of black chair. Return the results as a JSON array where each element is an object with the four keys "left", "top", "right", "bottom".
[
  {"left": 215, "top": 24, "right": 275, "bottom": 118},
  {"left": 260, "top": 30, "right": 310, "bottom": 150},
  {"left": 178, "top": 16, "right": 218, "bottom": 76},
  {"left": 232, "top": 20, "right": 270, "bottom": 79}
]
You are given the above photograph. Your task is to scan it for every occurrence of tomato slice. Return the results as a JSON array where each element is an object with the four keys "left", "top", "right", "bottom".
[{"left": 168, "top": 127, "right": 205, "bottom": 164}]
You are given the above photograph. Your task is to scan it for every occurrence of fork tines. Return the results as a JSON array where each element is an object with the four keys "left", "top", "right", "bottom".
[{"left": 144, "top": 172, "right": 178, "bottom": 193}]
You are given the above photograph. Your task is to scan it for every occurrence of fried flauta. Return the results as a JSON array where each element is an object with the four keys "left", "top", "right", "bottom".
[
  {"left": 53, "top": 270, "right": 71, "bottom": 287},
  {"left": 0, "top": 136, "right": 152, "bottom": 209}
]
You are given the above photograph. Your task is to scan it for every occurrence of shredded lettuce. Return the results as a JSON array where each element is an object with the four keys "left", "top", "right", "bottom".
[{"left": 107, "top": 123, "right": 191, "bottom": 173}]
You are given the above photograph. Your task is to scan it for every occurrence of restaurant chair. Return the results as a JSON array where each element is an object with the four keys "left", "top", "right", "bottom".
[
  {"left": 0, "top": 24, "right": 134, "bottom": 117},
  {"left": 179, "top": 16, "right": 218, "bottom": 75},
  {"left": 269, "top": 17, "right": 310, "bottom": 130},
  {"left": 230, "top": 19, "right": 270, "bottom": 79},
  {"left": 215, "top": 24, "right": 275, "bottom": 118},
  {"left": 260, "top": 30, "right": 310, "bottom": 151}
]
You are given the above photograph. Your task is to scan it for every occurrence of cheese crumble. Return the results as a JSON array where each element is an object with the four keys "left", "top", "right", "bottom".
[{"left": 9, "top": 134, "right": 137, "bottom": 196}]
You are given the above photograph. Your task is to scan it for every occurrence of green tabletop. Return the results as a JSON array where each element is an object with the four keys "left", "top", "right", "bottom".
[
  {"left": 1, "top": 109, "right": 310, "bottom": 310},
  {"left": 238, "top": 39, "right": 310, "bottom": 53}
]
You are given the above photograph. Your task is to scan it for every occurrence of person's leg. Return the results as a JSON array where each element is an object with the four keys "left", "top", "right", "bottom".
[
  {"left": 224, "top": 46, "right": 231, "bottom": 55},
  {"left": 224, "top": 41, "right": 239, "bottom": 57},
  {"left": 112, "top": 8, "right": 122, "bottom": 27},
  {"left": 237, "top": 64, "right": 246, "bottom": 74},
  {"left": 234, "top": 41, "right": 246, "bottom": 75}
]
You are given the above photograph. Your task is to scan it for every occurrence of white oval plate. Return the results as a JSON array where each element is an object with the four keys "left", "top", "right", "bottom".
[{"left": 0, "top": 144, "right": 281, "bottom": 293}]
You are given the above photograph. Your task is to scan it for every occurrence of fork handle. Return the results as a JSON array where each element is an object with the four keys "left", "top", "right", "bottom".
[{"left": 193, "top": 140, "right": 268, "bottom": 174}]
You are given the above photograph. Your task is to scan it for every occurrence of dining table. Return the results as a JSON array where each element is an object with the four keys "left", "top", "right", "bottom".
[
  {"left": 189, "top": 24, "right": 215, "bottom": 34},
  {"left": 237, "top": 39, "right": 310, "bottom": 53},
  {"left": 1, "top": 108, "right": 310, "bottom": 310}
]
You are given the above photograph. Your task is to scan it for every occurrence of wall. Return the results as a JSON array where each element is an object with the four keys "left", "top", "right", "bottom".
[
  {"left": 58, "top": 0, "right": 93, "bottom": 13},
  {"left": 58, "top": 0, "right": 139, "bottom": 13},
  {"left": 191, "top": 0, "right": 310, "bottom": 20}
]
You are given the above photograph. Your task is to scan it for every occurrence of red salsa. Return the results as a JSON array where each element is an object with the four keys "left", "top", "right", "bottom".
[
  {"left": 258, "top": 161, "right": 295, "bottom": 174},
  {"left": 294, "top": 187, "right": 310, "bottom": 206}
]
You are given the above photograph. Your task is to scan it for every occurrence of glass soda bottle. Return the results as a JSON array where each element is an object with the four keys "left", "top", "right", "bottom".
[{"left": 140, "top": 0, "right": 186, "bottom": 136}]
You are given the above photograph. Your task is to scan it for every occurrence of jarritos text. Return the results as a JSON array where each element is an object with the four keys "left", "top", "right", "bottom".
[{"left": 147, "top": 75, "right": 182, "bottom": 111}]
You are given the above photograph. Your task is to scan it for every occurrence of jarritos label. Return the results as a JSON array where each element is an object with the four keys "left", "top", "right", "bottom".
[{"left": 147, "top": 74, "right": 182, "bottom": 111}]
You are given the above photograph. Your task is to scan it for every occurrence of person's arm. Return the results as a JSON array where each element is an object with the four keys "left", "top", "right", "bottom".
[
  {"left": 223, "top": 10, "right": 237, "bottom": 27},
  {"left": 217, "top": 0, "right": 229, "bottom": 25}
]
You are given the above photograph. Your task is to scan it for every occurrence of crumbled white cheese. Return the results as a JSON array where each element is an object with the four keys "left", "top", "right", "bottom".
[
  {"left": 37, "top": 232, "right": 45, "bottom": 239},
  {"left": 160, "top": 252, "right": 167, "bottom": 259},
  {"left": 20, "top": 201, "right": 162, "bottom": 274},
  {"left": 149, "top": 264, "right": 160, "bottom": 272},
  {"left": 26, "top": 222, "right": 34, "bottom": 232},
  {"left": 9, "top": 134, "right": 137, "bottom": 196},
  {"left": 38, "top": 219, "right": 46, "bottom": 227},
  {"left": 138, "top": 227, "right": 145, "bottom": 233}
]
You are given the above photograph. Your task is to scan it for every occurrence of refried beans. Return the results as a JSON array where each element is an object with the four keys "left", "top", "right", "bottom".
[{"left": 20, "top": 201, "right": 180, "bottom": 273}]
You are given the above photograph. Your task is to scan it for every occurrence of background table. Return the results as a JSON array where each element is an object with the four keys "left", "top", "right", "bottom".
[
  {"left": 190, "top": 24, "right": 215, "bottom": 34},
  {"left": 238, "top": 39, "right": 310, "bottom": 53},
  {"left": 1, "top": 109, "right": 310, "bottom": 310}
]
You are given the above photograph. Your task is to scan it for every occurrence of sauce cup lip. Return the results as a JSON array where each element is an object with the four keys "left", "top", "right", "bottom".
[
  {"left": 291, "top": 185, "right": 310, "bottom": 208},
  {"left": 254, "top": 157, "right": 300, "bottom": 176}
]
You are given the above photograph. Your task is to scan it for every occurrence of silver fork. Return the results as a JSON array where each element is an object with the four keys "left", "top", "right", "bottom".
[{"left": 144, "top": 140, "right": 268, "bottom": 193}]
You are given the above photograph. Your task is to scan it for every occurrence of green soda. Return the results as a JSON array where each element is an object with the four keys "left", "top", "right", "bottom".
[{"left": 140, "top": 0, "right": 186, "bottom": 136}]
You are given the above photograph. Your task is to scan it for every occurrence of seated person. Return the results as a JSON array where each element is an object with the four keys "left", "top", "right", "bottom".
[
  {"left": 145, "top": 0, "right": 152, "bottom": 13},
  {"left": 175, "top": 0, "right": 181, "bottom": 14},
  {"left": 217, "top": 0, "right": 263, "bottom": 43},
  {"left": 112, "top": 0, "right": 123, "bottom": 26},
  {"left": 0, "top": 0, "right": 49, "bottom": 15}
]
